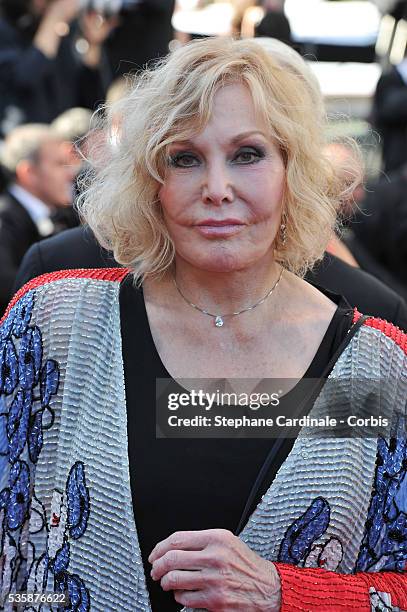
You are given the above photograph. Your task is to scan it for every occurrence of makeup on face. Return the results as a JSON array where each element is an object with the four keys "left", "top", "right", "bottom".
[{"left": 157, "top": 83, "right": 285, "bottom": 274}]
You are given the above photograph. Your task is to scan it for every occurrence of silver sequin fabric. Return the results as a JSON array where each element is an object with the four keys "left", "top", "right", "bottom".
[{"left": 1, "top": 277, "right": 406, "bottom": 612}]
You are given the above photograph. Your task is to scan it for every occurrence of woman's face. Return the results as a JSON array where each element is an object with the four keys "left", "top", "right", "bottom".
[{"left": 158, "top": 83, "right": 286, "bottom": 273}]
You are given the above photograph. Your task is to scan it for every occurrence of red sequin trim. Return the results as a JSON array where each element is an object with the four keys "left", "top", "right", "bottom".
[
  {"left": 276, "top": 563, "right": 407, "bottom": 611},
  {"left": 276, "top": 563, "right": 370, "bottom": 610},
  {"left": 0, "top": 268, "right": 130, "bottom": 326},
  {"left": 353, "top": 308, "right": 407, "bottom": 355}
]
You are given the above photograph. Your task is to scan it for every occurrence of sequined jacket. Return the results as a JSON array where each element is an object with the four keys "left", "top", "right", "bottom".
[{"left": 0, "top": 269, "right": 406, "bottom": 612}]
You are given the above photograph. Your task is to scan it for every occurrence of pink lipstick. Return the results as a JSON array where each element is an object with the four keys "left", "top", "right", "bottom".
[{"left": 195, "top": 218, "right": 245, "bottom": 237}]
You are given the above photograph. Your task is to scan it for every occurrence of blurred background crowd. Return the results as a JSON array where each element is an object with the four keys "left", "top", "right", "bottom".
[{"left": 1, "top": 0, "right": 407, "bottom": 318}]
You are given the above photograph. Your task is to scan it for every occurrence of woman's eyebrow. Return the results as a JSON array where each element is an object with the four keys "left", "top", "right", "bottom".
[
  {"left": 170, "top": 131, "right": 267, "bottom": 149},
  {"left": 230, "top": 130, "right": 267, "bottom": 144}
]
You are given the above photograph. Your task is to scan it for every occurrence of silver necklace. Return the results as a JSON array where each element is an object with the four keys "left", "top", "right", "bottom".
[{"left": 173, "top": 268, "right": 283, "bottom": 328}]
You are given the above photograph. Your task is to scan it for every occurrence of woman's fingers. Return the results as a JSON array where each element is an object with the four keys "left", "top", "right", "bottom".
[
  {"left": 159, "top": 569, "right": 209, "bottom": 592},
  {"left": 149, "top": 529, "right": 281, "bottom": 610},
  {"left": 149, "top": 528, "right": 230, "bottom": 563},
  {"left": 151, "top": 549, "right": 212, "bottom": 581}
]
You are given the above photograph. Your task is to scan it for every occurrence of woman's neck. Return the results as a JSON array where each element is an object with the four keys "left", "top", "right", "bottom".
[{"left": 170, "top": 255, "right": 282, "bottom": 315}]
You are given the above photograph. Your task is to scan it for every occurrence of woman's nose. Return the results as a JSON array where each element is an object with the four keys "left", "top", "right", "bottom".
[{"left": 201, "top": 164, "right": 234, "bottom": 205}]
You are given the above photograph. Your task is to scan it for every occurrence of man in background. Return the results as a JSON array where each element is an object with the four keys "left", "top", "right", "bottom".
[
  {"left": 0, "top": 123, "right": 76, "bottom": 313},
  {"left": 372, "top": 49, "right": 407, "bottom": 173},
  {"left": 350, "top": 162, "right": 407, "bottom": 297}
]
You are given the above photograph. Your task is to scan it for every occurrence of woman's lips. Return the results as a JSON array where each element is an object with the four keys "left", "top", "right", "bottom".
[{"left": 194, "top": 219, "right": 245, "bottom": 237}]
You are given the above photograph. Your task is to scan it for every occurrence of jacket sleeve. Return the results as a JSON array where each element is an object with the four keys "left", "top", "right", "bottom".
[{"left": 276, "top": 564, "right": 407, "bottom": 611}]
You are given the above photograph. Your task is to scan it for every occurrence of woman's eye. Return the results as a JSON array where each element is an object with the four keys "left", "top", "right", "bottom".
[
  {"left": 169, "top": 153, "right": 199, "bottom": 168},
  {"left": 234, "top": 148, "right": 264, "bottom": 164}
]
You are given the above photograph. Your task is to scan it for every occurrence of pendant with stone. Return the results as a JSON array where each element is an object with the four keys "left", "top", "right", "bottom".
[{"left": 215, "top": 315, "right": 224, "bottom": 327}]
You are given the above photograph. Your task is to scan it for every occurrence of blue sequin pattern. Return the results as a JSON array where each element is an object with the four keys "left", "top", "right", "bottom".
[
  {"left": 356, "top": 424, "right": 407, "bottom": 573},
  {"left": 0, "top": 292, "right": 91, "bottom": 610},
  {"left": 279, "top": 427, "right": 407, "bottom": 574},
  {"left": 67, "top": 462, "right": 90, "bottom": 540},
  {"left": 278, "top": 497, "right": 331, "bottom": 564},
  {"left": 278, "top": 496, "right": 344, "bottom": 570}
]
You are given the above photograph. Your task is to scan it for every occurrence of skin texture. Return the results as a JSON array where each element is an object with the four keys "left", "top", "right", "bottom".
[
  {"left": 159, "top": 84, "right": 286, "bottom": 276},
  {"left": 16, "top": 139, "right": 76, "bottom": 208},
  {"left": 149, "top": 529, "right": 281, "bottom": 611},
  {"left": 145, "top": 83, "right": 337, "bottom": 610}
]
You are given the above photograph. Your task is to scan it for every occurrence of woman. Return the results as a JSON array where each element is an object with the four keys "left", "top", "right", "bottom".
[{"left": 0, "top": 38, "right": 406, "bottom": 611}]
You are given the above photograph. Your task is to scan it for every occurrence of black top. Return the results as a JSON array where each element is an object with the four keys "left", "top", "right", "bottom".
[{"left": 120, "top": 277, "right": 354, "bottom": 611}]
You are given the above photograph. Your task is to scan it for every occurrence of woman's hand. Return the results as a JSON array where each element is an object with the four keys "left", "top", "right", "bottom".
[{"left": 149, "top": 529, "right": 281, "bottom": 611}]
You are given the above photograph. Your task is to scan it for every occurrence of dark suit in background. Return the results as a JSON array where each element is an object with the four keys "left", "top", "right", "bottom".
[
  {"left": 349, "top": 165, "right": 407, "bottom": 290},
  {"left": 372, "top": 66, "right": 407, "bottom": 173},
  {"left": 0, "top": 191, "right": 42, "bottom": 312},
  {"left": 14, "top": 226, "right": 115, "bottom": 286},
  {"left": 306, "top": 251, "right": 407, "bottom": 329},
  {"left": 14, "top": 226, "right": 407, "bottom": 331}
]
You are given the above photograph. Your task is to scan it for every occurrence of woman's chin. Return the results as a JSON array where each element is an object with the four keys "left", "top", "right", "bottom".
[
  {"left": 175, "top": 240, "right": 275, "bottom": 274},
  {"left": 178, "top": 251, "right": 259, "bottom": 274}
]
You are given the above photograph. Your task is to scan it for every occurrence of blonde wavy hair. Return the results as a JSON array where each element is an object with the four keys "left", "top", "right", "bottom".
[{"left": 79, "top": 36, "right": 355, "bottom": 281}]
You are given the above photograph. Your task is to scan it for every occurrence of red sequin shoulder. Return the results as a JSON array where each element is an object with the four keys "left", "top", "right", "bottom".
[
  {"left": 353, "top": 308, "right": 407, "bottom": 355},
  {"left": 0, "top": 268, "right": 130, "bottom": 326}
]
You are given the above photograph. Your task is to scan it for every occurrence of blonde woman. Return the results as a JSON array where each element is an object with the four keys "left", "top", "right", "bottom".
[{"left": 0, "top": 38, "right": 406, "bottom": 611}]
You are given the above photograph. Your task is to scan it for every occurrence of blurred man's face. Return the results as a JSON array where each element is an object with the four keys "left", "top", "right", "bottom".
[{"left": 29, "top": 139, "right": 76, "bottom": 207}]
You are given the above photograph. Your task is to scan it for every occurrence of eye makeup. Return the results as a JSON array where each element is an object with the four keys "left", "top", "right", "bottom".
[
  {"left": 167, "top": 144, "right": 267, "bottom": 169},
  {"left": 168, "top": 151, "right": 199, "bottom": 168},
  {"left": 232, "top": 145, "right": 266, "bottom": 164}
]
